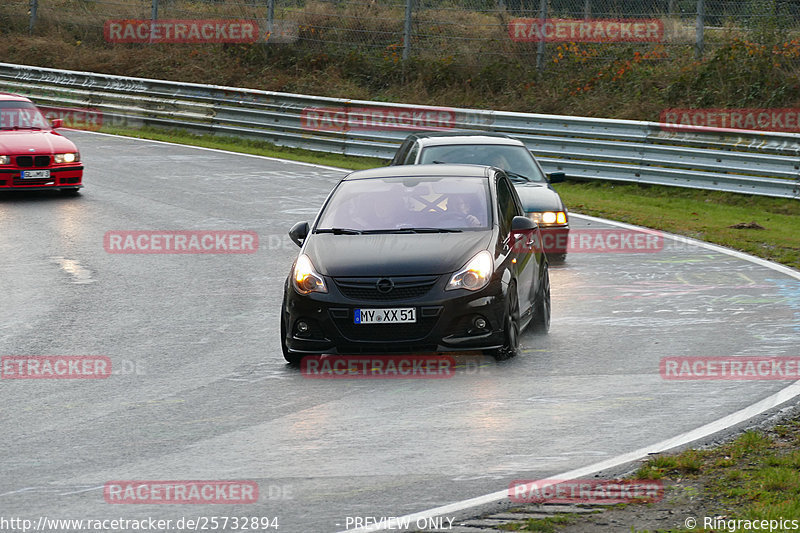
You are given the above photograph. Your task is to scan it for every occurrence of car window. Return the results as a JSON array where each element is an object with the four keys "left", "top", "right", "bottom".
[
  {"left": 496, "top": 175, "right": 518, "bottom": 236},
  {"left": 317, "top": 176, "right": 491, "bottom": 231},
  {"left": 418, "top": 143, "right": 546, "bottom": 182},
  {"left": 0, "top": 101, "right": 50, "bottom": 130}
]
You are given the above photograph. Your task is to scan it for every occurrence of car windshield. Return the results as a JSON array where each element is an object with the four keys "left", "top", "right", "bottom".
[
  {"left": 419, "top": 143, "right": 546, "bottom": 182},
  {"left": 0, "top": 101, "right": 50, "bottom": 130},
  {"left": 316, "top": 176, "right": 491, "bottom": 232}
]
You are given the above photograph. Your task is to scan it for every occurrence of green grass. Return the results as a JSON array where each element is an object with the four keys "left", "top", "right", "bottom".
[
  {"left": 499, "top": 425, "right": 800, "bottom": 533},
  {"left": 551, "top": 181, "right": 800, "bottom": 270}
]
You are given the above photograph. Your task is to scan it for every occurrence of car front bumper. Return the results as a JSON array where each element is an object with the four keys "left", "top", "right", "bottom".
[
  {"left": 0, "top": 166, "right": 83, "bottom": 190},
  {"left": 282, "top": 274, "right": 509, "bottom": 355},
  {"left": 540, "top": 225, "right": 570, "bottom": 256}
]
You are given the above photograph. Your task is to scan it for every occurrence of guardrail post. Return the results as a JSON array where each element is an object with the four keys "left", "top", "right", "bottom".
[
  {"left": 695, "top": 0, "right": 704, "bottom": 59},
  {"left": 536, "top": 0, "right": 547, "bottom": 71},
  {"left": 29, "top": 0, "right": 38, "bottom": 34},
  {"left": 403, "top": 0, "right": 414, "bottom": 60}
]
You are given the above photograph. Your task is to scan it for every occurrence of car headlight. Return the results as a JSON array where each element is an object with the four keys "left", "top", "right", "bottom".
[
  {"left": 447, "top": 250, "right": 493, "bottom": 291},
  {"left": 529, "top": 211, "right": 567, "bottom": 226},
  {"left": 0, "top": 156, "right": 9, "bottom": 165},
  {"left": 292, "top": 254, "right": 327, "bottom": 295},
  {"left": 54, "top": 153, "right": 79, "bottom": 164}
]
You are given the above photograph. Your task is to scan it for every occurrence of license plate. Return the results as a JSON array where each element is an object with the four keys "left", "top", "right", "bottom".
[
  {"left": 354, "top": 308, "right": 416, "bottom": 324},
  {"left": 21, "top": 170, "right": 50, "bottom": 179}
]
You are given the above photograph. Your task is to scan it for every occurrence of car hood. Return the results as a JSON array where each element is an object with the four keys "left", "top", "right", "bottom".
[
  {"left": 514, "top": 183, "right": 564, "bottom": 212},
  {"left": 306, "top": 232, "right": 494, "bottom": 277},
  {"left": 0, "top": 130, "right": 77, "bottom": 155}
]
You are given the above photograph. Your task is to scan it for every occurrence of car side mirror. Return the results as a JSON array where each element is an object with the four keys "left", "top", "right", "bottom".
[
  {"left": 289, "top": 221, "right": 309, "bottom": 248},
  {"left": 511, "top": 216, "right": 539, "bottom": 251},
  {"left": 547, "top": 171, "right": 566, "bottom": 183},
  {"left": 50, "top": 118, "right": 63, "bottom": 129},
  {"left": 512, "top": 215, "right": 538, "bottom": 231}
]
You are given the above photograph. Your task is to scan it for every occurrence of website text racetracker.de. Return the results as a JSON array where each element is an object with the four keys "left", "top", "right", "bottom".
[{"left": 0, "top": 516, "right": 279, "bottom": 532}]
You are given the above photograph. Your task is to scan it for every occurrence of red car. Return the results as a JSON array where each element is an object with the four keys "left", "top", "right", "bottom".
[{"left": 0, "top": 93, "right": 83, "bottom": 194}]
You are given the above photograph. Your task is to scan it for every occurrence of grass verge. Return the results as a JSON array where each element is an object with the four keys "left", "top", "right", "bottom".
[
  {"left": 95, "top": 125, "right": 800, "bottom": 271},
  {"left": 518, "top": 418, "right": 800, "bottom": 532}
]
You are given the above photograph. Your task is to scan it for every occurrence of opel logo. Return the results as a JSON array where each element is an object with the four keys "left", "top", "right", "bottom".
[{"left": 376, "top": 278, "right": 394, "bottom": 294}]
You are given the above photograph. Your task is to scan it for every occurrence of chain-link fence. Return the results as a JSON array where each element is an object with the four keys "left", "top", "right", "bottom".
[{"left": 2, "top": 0, "right": 799, "bottom": 65}]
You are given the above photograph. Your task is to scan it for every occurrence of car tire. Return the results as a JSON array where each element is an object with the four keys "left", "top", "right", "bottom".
[
  {"left": 487, "top": 283, "right": 520, "bottom": 361},
  {"left": 60, "top": 188, "right": 81, "bottom": 196},
  {"left": 532, "top": 262, "right": 551, "bottom": 333},
  {"left": 280, "top": 290, "right": 304, "bottom": 366},
  {"left": 281, "top": 314, "right": 304, "bottom": 366}
]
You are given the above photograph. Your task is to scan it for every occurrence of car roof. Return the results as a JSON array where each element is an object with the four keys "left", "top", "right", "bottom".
[
  {"left": 344, "top": 164, "right": 496, "bottom": 181},
  {"left": 407, "top": 131, "right": 526, "bottom": 148},
  {"left": 0, "top": 92, "right": 33, "bottom": 103}
]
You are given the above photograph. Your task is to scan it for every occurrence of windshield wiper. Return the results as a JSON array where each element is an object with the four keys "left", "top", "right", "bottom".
[
  {"left": 504, "top": 170, "right": 532, "bottom": 182},
  {"left": 361, "top": 227, "right": 463, "bottom": 234},
  {"left": 406, "top": 227, "right": 463, "bottom": 233},
  {"left": 315, "top": 228, "right": 362, "bottom": 235}
]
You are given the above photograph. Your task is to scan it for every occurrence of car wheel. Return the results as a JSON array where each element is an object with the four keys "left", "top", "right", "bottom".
[
  {"left": 60, "top": 188, "right": 81, "bottom": 196},
  {"left": 532, "top": 262, "right": 551, "bottom": 333},
  {"left": 487, "top": 283, "right": 520, "bottom": 361},
  {"left": 280, "top": 291, "right": 304, "bottom": 366},
  {"left": 281, "top": 314, "right": 304, "bottom": 366}
]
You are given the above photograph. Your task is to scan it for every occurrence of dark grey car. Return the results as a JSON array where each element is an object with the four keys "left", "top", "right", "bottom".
[{"left": 391, "top": 132, "right": 570, "bottom": 260}]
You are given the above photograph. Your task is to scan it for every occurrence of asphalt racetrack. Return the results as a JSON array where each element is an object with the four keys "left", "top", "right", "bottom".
[{"left": 1, "top": 131, "right": 799, "bottom": 532}]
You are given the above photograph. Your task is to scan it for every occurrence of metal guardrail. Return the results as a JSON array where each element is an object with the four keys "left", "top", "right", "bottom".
[{"left": 1, "top": 62, "right": 798, "bottom": 199}]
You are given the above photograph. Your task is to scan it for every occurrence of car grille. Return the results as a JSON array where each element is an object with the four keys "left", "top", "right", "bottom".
[
  {"left": 332, "top": 314, "right": 439, "bottom": 343},
  {"left": 16, "top": 155, "right": 51, "bottom": 167},
  {"left": 334, "top": 275, "right": 438, "bottom": 301}
]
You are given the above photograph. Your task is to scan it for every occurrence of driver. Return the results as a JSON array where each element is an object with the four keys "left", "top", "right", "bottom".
[{"left": 448, "top": 195, "right": 481, "bottom": 227}]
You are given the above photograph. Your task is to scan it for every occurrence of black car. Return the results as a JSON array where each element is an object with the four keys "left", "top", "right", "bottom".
[
  {"left": 391, "top": 132, "right": 570, "bottom": 260},
  {"left": 280, "top": 164, "right": 550, "bottom": 365}
]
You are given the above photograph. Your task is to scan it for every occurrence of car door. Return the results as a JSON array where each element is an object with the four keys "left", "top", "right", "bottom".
[{"left": 496, "top": 172, "right": 537, "bottom": 314}]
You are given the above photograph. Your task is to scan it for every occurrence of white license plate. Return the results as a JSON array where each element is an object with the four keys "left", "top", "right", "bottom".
[
  {"left": 354, "top": 308, "right": 416, "bottom": 324},
  {"left": 21, "top": 170, "right": 50, "bottom": 179}
]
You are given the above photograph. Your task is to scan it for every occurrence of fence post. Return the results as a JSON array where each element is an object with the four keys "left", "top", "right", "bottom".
[
  {"left": 583, "top": 0, "right": 590, "bottom": 19},
  {"left": 267, "top": 0, "right": 275, "bottom": 36},
  {"left": 403, "top": 0, "right": 413, "bottom": 60},
  {"left": 536, "top": 0, "right": 547, "bottom": 71},
  {"left": 29, "top": 0, "right": 38, "bottom": 34},
  {"left": 152, "top": 0, "right": 158, "bottom": 22},
  {"left": 695, "top": 0, "right": 704, "bottom": 59}
]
